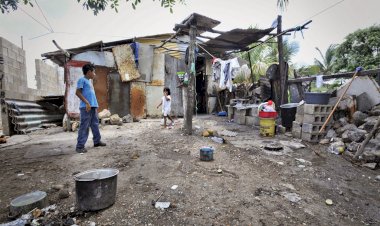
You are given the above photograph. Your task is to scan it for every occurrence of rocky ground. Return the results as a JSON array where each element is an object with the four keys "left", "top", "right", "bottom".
[{"left": 0, "top": 115, "right": 379, "bottom": 225}]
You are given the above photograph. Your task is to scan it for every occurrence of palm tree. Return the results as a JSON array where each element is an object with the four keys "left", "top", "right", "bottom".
[
  {"left": 314, "top": 44, "right": 337, "bottom": 75},
  {"left": 277, "top": 0, "right": 289, "bottom": 11}
]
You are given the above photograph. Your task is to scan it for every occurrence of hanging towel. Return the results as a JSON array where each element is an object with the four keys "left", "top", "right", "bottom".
[{"left": 316, "top": 75, "right": 324, "bottom": 88}]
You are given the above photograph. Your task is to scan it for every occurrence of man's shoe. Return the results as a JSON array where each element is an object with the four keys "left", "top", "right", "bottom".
[
  {"left": 76, "top": 148, "right": 87, "bottom": 153},
  {"left": 94, "top": 141, "right": 106, "bottom": 147}
]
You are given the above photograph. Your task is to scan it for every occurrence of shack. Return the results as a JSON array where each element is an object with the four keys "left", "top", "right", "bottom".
[{"left": 42, "top": 13, "right": 275, "bottom": 121}]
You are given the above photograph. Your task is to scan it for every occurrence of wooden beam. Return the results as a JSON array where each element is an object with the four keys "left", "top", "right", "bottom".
[{"left": 288, "top": 69, "right": 380, "bottom": 84}]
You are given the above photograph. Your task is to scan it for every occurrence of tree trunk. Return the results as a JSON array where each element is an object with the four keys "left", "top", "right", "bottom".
[
  {"left": 277, "top": 15, "right": 288, "bottom": 105},
  {"left": 183, "top": 25, "right": 196, "bottom": 135}
]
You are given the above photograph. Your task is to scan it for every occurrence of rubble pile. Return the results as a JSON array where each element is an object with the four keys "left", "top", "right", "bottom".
[{"left": 325, "top": 105, "right": 380, "bottom": 167}]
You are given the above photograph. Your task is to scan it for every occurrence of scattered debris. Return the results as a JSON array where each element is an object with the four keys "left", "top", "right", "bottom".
[
  {"left": 217, "top": 169, "right": 223, "bottom": 174},
  {"left": 295, "top": 158, "right": 312, "bottom": 166},
  {"left": 219, "top": 130, "right": 238, "bottom": 137},
  {"left": 325, "top": 199, "right": 333, "bottom": 206},
  {"left": 327, "top": 141, "right": 345, "bottom": 155},
  {"left": 211, "top": 136, "right": 224, "bottom": 144},
  {"left": 58, "top": 189, "right": 70, "bottom": 199},
  {"left": 171, "top": 185, "right": 178, "bottom": 190},
  {"left": 264, "top": 142, "right": 283, "bottom": 151},
  {"left": 52, "top": 184, "right": 64, "bottom": 191},
  {"left": 10, "top": 190, "right": 48, "bottom": 217},
  {"left": 282, "top": 192, "right": 301, "bottom": 203},
  {"left": 280, "top": 183, "right": 296, "bottom": 191},
  {"left": 362, "top": 163, "right": 377, "bottom": 170},
  {"left": 155, "top": 201, "right": 171, "bottom": 210},
  {"left": 202, "top": 130, "right": 210, "bottom": 137}
]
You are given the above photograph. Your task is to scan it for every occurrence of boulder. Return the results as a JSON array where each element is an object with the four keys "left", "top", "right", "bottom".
[
  {"left": 347, "top": 142, "right": 360, "bottom": 152},
  {"left": 336, "top": 124, "right": 357, "bottom": 136},
  {"left": 110, "top": 114, "right": 122, "bottom": 125},
  {"left": 325, "top": 129, "right": 337, "bottom": 139},
  {"left": 342, "top": 129, "right": 366, "bottom": 143},
  {"left": 122, "top": 114, "right": 133, "bottom": 123},
  {"left": 98, "top": 109, "right": 111, "bottom": 119},
  {"left": 352, "top": 111, "right": 368, "bottom": 127}
]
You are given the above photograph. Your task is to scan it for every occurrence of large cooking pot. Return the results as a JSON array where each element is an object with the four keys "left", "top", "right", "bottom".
[{"left": 74, "top": 168, "right": 119, "bottom": 211}]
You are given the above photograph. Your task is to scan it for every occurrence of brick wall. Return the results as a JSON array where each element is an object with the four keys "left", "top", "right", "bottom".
[{"left": 35, "top": 59, "right": 64, "bottom": 96}]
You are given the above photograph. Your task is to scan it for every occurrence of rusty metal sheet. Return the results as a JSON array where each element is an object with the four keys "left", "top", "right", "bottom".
[
  {"left": 65, "top": 60, "right": 89, "bottom": 119},
  {"left": 93, "top": 66, "right": 109, "bottom": 112},
  {"left": 164, "top": 54, "right": 184, "bottom": 117},
  {"left": 108, "top": 72, "right": 130, "bottom": 116},
  {"left": 112, "top": 44, "right": 140, "bottom": 82},
  {"left": 130, "top": 82, "right": 146, "bottom": 119}
]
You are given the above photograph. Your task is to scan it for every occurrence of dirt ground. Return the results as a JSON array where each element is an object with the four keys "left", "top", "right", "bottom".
[{"left": 0, "top": 115, "right": 379, "bottom": 226}]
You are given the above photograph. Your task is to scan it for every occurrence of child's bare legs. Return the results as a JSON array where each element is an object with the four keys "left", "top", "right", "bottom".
[
  {"left": 163, "top": 116, "right": 167, "bottom": 128},
  {"left": 167, "top": 115, "right": 174, "bottom": 125}
]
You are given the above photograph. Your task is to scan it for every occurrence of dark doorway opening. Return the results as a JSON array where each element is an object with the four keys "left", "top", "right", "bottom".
[{"left": 195, "top": 56, "right": 207, "bottom": 114}]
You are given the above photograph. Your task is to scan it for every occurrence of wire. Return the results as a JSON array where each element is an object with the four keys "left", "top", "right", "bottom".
[
  {"left": 35, "top": 0, "right": 54, "bottom": 32},
  {"left": 300, "top": 0, "right": 345, "bottom": 24},
  {"left": 19, "top": 7, "right": 52, "bottom": 32}
]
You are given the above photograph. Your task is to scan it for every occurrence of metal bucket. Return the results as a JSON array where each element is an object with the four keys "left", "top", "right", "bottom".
[{"left": 74, "top": 168, "right": 119, "bottom": 211}]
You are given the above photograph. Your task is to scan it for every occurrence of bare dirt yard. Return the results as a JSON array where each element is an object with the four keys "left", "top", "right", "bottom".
[{"left": 0, "top": 115, "right": 379, "bottom": 225}]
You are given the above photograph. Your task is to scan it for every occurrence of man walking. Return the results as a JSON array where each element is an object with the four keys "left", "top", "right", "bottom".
[{"left": 75, "top": 63, "right": 106, "bottom": 153}]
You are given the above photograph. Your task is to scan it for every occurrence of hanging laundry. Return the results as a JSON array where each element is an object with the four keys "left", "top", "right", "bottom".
[
  {"left": 130, "top": 42, "right": 139, "bottom": 68},
  {"left": 212, "top": 59, "right": 222, "bottom": 81},
  {"left": 316, "top": 75, "right": 324, "bottom": 88}
]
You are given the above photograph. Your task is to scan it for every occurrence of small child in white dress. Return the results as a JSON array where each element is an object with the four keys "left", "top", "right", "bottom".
[{"left": 157, "top": 87, "right": 174, "bottom": 128}]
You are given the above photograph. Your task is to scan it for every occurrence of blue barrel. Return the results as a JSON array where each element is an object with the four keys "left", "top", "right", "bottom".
[{"left": 200, "top": 147, "right": 214, "bottom": 161}]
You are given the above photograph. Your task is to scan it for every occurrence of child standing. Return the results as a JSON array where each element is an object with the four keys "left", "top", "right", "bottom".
[
  {"left": 157, "top": 87, "right": 174, "bottom": 128},
  {"left": 75, "top": 63, "right": 106, "bottom": 153}
]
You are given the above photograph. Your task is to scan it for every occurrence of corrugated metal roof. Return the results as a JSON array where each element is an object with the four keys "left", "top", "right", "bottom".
[
  {"left": 204, "top": 27, "right": 275, "bottom": 55},
  {"left": 42, "top": 33, "right": 184, "bottom": 66}
]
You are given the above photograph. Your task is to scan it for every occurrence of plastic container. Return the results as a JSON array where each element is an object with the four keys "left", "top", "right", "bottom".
[
  {"left": 304, "top": 92, "right": 331, "bottom": 104},
  {"left": 200, "top": 147, "right": 214, "bottom": 161},
  {"left": 258, "top": 101, "right": 277, "bottom": 137},
  {"left": 74, "top": 168, "right": 119, "bottom": 211},
  {"left": 280, "top": 103, "right": 299, "bottom": 129}
]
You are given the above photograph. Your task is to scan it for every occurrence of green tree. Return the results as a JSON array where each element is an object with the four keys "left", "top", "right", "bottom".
[
  {"left": 334, "top": 25, "right": 380, "bottom": 72},
  {"left": 0, "top": 0, "right": 185, "bottom": 14},
  {"left": 314, "top": 44, "right": 337, "bottom": 75}
]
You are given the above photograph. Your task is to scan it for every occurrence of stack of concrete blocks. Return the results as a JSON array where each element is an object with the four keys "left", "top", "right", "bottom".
[
  {"left": 246, "top": 105, "right": 260, "bottom": 126},
  {"left": 292, "top": 104, "right": 333, "bottom": 142}
]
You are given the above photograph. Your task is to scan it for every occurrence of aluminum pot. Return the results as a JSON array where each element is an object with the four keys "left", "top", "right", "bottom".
[{"left": 74, "top": 168, "right": 119, "bottom": 211}]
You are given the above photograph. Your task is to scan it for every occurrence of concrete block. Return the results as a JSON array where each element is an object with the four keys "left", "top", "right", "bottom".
[
  {"left": 295, "top": 113, "right": 303, "bottom": 123},
  {"left": 296, "top": 104, "right": 304, "bottom": 115},
  {"left": 303, "top": 114, "right": 328, "bottom": 125},
  {"left": 303, "top": 104, "right": 332, "bottom": 115},
  {"left": 2, "top": 47, "right": 8, "bottom": 56},
  {"left": 246, "top": 116, "right": 259, "bottom": 126},
  {"left": 235, "top": 108, "right": 246, "bottom": 116},
  {"left": 236, "top": 114, "right": 246, "bottom": 125},
  {"left": 302, "top": 132, "right": 326, "bottom": 143},
  {"left": 292, "top": 121, "right": 302, "bottom": 139},
  {"left": 302, "top": 123, "right": 331, "bottom": 133},
  {"left": 247, "top": 105, "right": 259, "bottom": 116},
  {"left": 227, "top": 106, "right": 234, "bottom": 120}
]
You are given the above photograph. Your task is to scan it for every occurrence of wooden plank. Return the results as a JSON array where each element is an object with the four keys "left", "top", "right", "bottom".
[{"left": 288, "top": 69, "right": 380, "bottom": 84}]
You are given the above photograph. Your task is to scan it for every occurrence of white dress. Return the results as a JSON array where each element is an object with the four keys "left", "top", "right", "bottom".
[{"left": 162, "top": 95, "right": 171, "bottom": 116}]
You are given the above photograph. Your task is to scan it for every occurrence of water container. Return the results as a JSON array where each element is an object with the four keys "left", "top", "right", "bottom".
[
  {"left": 304, "top": 92, "right": 331, "bottom": 104},
  {"left": 200, "top": 147, "right": 214, "bottom": 161},
  {"left": 280, "top": 103, "right": 299, "bottom": 129}
]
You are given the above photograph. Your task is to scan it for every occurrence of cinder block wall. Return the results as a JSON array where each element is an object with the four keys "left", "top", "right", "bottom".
[
  {"left": 0, "top": 37, "right": 35, "bottom": 100},
  {"left": 35, "top": 59, "right": 64, "bottom": 96}
]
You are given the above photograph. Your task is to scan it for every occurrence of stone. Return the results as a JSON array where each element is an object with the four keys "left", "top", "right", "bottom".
[
  {"left": 58, "top": 189, "right": 70, "bottom": 199},
  {"left": 202, "top": 130, "right": 210, "bottom": 137},
  {"left": 352, "top": 111, "right": 368, "bottom": 127},
  {"left": 325, "top": 199, "right": 333, "bottom": 206},
  {"left": 362, "top": 163, "right": 377, "bottom": 170},
  {"left": 282, "top": 192, "right": 301, "bottom": 203},
  {"left": 122, "top": 114, "right": 133, "bottom": 123},
  {"left": 319, "top": 139, "right": 330, "bottom": 144},
  {"left": 325, "top": 129, "right": 337, "bottom": 139},
  {"left": 347, "top": 142, "right": 360, "bottom": 152},
  {"left": 336, "top": 124, "right": 357, "bottom": 136},
  {"left": 347, "top": 129, "right": 367, "bottom": 143},
  {"left": 357, "top": 92, "right": 373, "bottom": 112},
  {"left": 98, "top": 109, "right": 111, "bottom": 119},
  {"left": 375, "top": 175, "right": 380, "bottom": 181},
  {"left": 52, "top": 184, "right": 64, "bottom": 191},
  {"left": 110, "top": 114, "right": 122, "bottom": 125}
]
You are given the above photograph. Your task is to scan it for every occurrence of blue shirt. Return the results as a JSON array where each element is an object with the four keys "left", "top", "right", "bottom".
[{"left": 77, "top": 77, "right": 99, "bottom": 108}]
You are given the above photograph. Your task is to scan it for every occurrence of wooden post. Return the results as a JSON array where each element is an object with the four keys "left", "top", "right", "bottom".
[
  {"left": 277, "top": 15, "right": 287, "bottom": 105},
  {"left": 183, "top": 25, "right": 196, "bottom": 135}
]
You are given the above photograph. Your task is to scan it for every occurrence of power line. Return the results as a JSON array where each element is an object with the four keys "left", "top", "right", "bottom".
[
  {"left": 19, "top": 7, "right": 52, "bottom": 32},
  {"left": 299, "top": 0, "right": 346, "bottom": 24},
  {"left": 35, "top": 0, "right": 54, "bottom": 32}
]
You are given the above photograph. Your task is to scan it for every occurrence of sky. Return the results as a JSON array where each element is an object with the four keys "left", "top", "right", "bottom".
[{"left": 0, "top": 0, "right": 379, "bottom": 88}]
